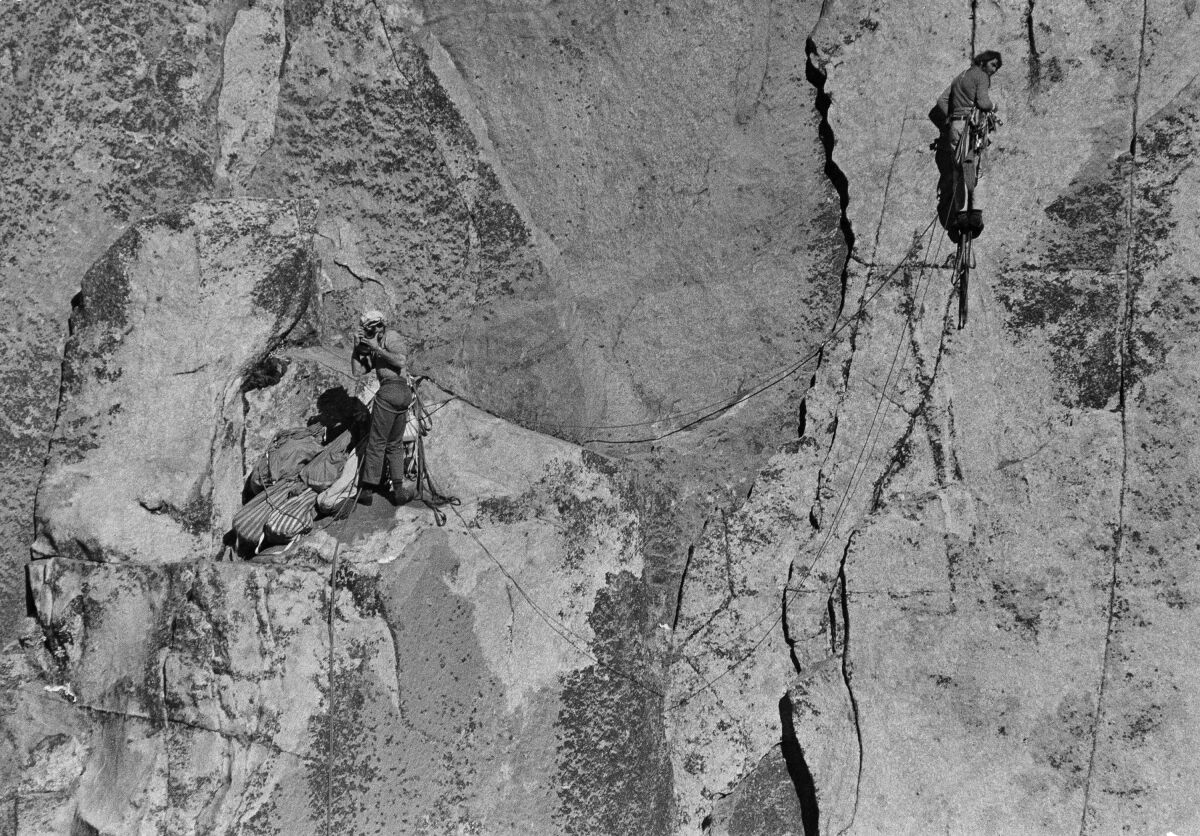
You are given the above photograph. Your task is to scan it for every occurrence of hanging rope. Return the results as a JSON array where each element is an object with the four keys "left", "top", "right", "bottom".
[
  {"left": 263, "top": 200, "right": 965, "bottom": 720},
  {"left": 407, "top": 378, "right": 461, "bottom": 526},
  {"left": 418, "top": 218, "right": 955, "bottom": 713}
]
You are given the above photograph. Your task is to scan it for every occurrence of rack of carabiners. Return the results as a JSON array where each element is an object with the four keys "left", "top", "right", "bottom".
[{"left": 948, "top": 107, "right": 1000, "bottom": 329}]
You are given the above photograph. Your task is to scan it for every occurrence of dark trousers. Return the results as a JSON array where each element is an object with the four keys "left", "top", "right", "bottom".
[
  {"left": 362, "top": 380, "right": 412, "bottom": 486},
  {"left": 936, "top": 122, "right": 977, "bottom": 228}
]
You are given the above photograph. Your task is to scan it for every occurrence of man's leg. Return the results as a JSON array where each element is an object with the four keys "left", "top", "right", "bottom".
[
  {"left": 947, "top": 123, "right": 972, "bottom": 222},
  {"left": 361, "top": 403, "right": 389, "bottom": 486},
  {"left": 961, "top": 123, "right": 987, "bottom": 238},
  {"left": 960, "top": 153, "right": 978, "bottom": 209},
  {"left": 936, "top": 134, "right": 958, "bottom": 230},
  {"left": 359, "top": 400, "right": 394, "bottom": 505}
]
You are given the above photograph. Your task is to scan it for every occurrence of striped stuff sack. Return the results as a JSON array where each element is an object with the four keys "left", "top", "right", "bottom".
[
  {"left": 263, "top": 487, "right": 319, "bottom": 543},
  {"left": 233, "top": 480, "right": 297, "bottom": 547}
]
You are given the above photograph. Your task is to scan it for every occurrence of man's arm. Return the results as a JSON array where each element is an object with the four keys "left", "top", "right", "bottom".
[
  {"left": 929, "top": 85, "right": 952, "bottom": 129},
  {"left": 971, "top": 69, "right": 994, "bottom": 111},
  {"left": 364, "top": 329, "right": 408, "bottom": 376},
  {"left": 350, "top": 326, "right": 373, "bottom": 376}
]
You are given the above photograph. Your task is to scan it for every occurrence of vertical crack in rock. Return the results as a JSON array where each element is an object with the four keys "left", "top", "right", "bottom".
[
  {"left": 734, "top": 0, "right": 774, "bottom": 126},
  {"left": 945, "top": 399, "right": 964, "bottom": 483},
  {"left": 804, "top": 39, "right": 856, "bottom": 317},
  {"left": 832, "top": 541, "right": 862, "bottom": 834},
  {"left": 969, "top": 0, "right": 978, "bottom": 57},
  {"left": 505, "top": 583, "right": 517, "bottom": 647},
  {"left": 672, "top": 542, "right": 697, "bottom": 630},
  {"left": 203, "top": 385, "right": 233, "bottom": 555},
  {"left": 1025, "top": 0, "right": 1042, "bottom": 95},
  {"left": 1078, "top": 2, "right": 1147, "bottom": 830},
  {"left": 865, "top": 114, "right": 910, "bottom": 266},
  {"left": 779, "top": 694, "right": 821, "bottom": 836},
  {"left": 868, "top": 281, "right": 958, "bottom": 512},
  {"left": 803, "top": 34, "right": 872, "bottom": 529},
  {"left": 906, "top": 277, "right": 961, "bottom": 489},
  {"left": 719, "top": 512, "right": 738, "bottom": 599},
  {"left": 32, "top": 289, "right": 88, "bottom": 560}
]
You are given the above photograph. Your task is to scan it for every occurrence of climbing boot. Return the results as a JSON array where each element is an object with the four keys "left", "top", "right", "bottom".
[
  {"left": 386, "top": 480, "right": 417, "bottom": 505},
  {"left": 357, "top": 485, "right": 375, "bottom": 506},
  {"left": 967, "top": 209, "right": 984, "bottom": 238}
]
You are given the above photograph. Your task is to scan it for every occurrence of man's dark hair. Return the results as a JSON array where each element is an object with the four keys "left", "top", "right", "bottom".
[{"left": 973, "top": 50, "right": 1003, "bottom": 69}]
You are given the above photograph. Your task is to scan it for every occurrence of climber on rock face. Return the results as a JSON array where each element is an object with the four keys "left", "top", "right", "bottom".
[
  {"left": 932, "top": 50, "right": 1003, "bottom": 241},
  {"left": 351, "top": 309, "right": 415, "bottom": 506}
]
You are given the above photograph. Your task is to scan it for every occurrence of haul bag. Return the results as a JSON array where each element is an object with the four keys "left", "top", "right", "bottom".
[
  {"left": 299, "top": 429, "right": 354, "bottom": 492},
  {"left": 233, "top": 480, "right": 295, "bottom": 545},
  {"left": 264, "top": 488, "right": 319, "bottom": 542}
]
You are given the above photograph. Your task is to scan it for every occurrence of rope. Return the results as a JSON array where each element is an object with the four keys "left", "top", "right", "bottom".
[
  {"left": 240, "top": 222, "right": 962, "bottom": 731},
  {"left": 262, "top": 195, "right": 963, "bottom": 715},
  {"left": 662, "top": 220, "right": 947, "bottom": 707},
  {"left": 574, "top": 227, "right": 937, "bottom": 445},
  {"left": 418, "top": 217, "right": 952, "bottom": 713},
  {"left": 325, "top": 533, "right": 339, "bottom": 834},
  {"left": 446, "top": 501, "right": 669, "bottom": 701},
  {"left": 287, "top": 233, "right": 936, "bottom": 445},
  {"left": 407, "top": 382, "right": 461, "bottom": 526}
]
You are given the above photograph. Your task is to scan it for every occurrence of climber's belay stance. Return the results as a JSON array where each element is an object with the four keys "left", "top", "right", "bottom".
[
  {"left": 352, "top": 309, "right": 415, "bottom": 506},
  {"left": 931, "top": 50, "right": 1003, "bottom": 242}
]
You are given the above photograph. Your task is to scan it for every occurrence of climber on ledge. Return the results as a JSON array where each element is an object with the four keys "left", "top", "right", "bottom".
[
  {"left": 931, "top": 50, "right": 1003, "bottom": 241},
  {"left": 351, "top": 309, "right": 415, "bottom": 506}
]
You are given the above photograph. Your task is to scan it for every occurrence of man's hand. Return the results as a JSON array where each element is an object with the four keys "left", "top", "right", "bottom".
[{"left": 356, "top": 328, "right": 379, "bottom": 354}]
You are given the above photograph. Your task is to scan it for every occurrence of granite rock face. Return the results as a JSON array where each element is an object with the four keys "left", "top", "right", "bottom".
[
  {"left": 0, "top": 0, "right": 228, "bottom": 640},
  {"left": 775, "top": 1, "right": 1200, "bottom": 832},
  {"left": 5, "top": 0, "right": 1200, "bottom": 834},
  {"left": 33, "top": 200, "right": 315, "bottom": 566},
  {"left": 20, "top": 362, "right": 674, "bottom": 834}
]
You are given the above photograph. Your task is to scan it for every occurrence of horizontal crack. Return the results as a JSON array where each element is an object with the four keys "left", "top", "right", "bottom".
[{"left": 26, "top": 690, "right": 312, "bottom": 762}]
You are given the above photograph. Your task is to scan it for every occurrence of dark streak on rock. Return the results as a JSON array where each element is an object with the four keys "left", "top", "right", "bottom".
[
  {"left": 242, "top": 355, "right": 290, "bottom": 393},
  {"left": 1025, "top": 0, "right": 1042, "bottom": 95},
  {"left": 252, "top": 247, "right": 314, "bottom": 322},
  {"left": 333, "top": 561, "right": 381, "bottom": 619},
  {"left": 995, "top": 273, "right": 1122, "bottom": 409},
  {"left": 59, "top": 227, "right": 139, "bottom": 396},
  {"left": 553, "top": 572, "right": 673, "bottom": 835}
]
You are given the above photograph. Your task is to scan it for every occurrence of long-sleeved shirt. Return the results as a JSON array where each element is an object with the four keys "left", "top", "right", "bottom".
[{"left": 936, "top": 65, "right": 994, "bottom": 118}]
